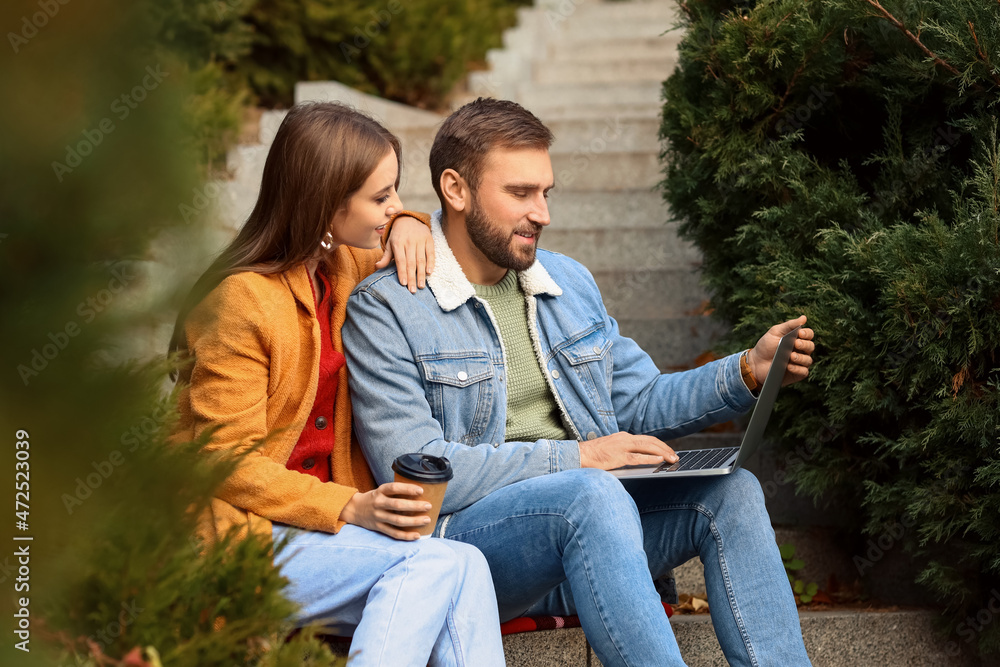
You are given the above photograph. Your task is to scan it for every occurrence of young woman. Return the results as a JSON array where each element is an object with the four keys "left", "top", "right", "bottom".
[{"left": 170, "top": 102, "right": 505, "bottom": 667}]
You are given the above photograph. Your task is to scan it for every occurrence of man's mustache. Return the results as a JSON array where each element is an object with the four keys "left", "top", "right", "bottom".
[{"left": 512, "top": 224, "right": 544, "bottom": 238}]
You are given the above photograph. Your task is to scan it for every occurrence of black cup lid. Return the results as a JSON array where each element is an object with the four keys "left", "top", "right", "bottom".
[{"left": 392, "top": 453, "right": 454, "bottom": 482}]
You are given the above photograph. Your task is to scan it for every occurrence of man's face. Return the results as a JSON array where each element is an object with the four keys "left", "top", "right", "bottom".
[{"left": 465, "top": 147, "right": 553, "bottom": 272}]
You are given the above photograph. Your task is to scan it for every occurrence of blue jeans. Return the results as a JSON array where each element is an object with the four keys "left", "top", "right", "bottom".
[
  {"left": 435, "top": 468, "right": 811, "bottom": 667},
  {"left": 273, "top": 524, "right": 505, "bottom": 667}
]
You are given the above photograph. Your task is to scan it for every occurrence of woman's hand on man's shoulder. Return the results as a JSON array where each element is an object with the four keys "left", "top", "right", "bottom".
[{"left": 375, "top": 213, "right": 434, "bottom": 293}]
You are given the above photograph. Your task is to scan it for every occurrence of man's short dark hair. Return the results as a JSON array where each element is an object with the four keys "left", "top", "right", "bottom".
[{"left": 429, "top": 98, "right": 554, "bottom": 209}]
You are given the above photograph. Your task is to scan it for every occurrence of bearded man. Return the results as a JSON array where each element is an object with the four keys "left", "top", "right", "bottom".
[{"left": 343, "top": 98, "right": 815, "bottom": 667}]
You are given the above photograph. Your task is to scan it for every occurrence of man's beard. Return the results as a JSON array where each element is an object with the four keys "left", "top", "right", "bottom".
[{"left": 466, "top": 194, "right": 542, "bottom": 272}]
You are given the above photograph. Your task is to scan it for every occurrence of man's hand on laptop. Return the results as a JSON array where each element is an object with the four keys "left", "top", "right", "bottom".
[
  {"left": 579, "top": 432, "right": 679, "bottom": 470},
  {"left": 747, "top": 315, "right": 816, "bottom": 387}
]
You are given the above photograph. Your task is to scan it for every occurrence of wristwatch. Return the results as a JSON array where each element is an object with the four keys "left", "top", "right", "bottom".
[{"left": 740, "top": 350, "right": 760, "bottom": 394}]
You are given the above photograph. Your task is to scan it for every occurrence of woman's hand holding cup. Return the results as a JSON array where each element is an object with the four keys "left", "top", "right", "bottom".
[{"left": 341, "top": 482, "right": 432, "bottom": 541}]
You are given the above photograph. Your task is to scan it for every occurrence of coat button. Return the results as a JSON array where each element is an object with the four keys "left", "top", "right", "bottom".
[
  {"left": 302, "top": 458, "right": 315, "bottom": 470},
  {"left": 593, "top": 346, "right": 601, "bottom": 355},
  {"left": 587, "top": 431, "right": 598, "bottom": 440},
  {"left": 551, "top": 369, "right": 560, "bottom": 379},
  {"left": 315, "top": 416, "right": 328, "bottom": 430},
  {"left": 457, "top": 371, "right": 468, "bottom": 381}
]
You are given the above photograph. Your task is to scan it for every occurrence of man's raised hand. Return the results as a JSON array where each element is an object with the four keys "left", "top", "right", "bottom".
[
  {"left": 579, "top": 432, "right": 679, "bottom": 470},
  {"left": 747, "top": 315, "right": 815, "bottom": 387}
]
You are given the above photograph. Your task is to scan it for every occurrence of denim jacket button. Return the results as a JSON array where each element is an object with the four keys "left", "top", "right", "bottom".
[
  {"left": 551, "top": 369, "right": 560, "bottom": 379},
  {"left": 457, "top": 371, "right": 468, "bottom": 381},
  {"left": 587, "top": 431, "right": 597, "bottom": 440},
  {"left": 593, "top": 346, "right": 601, "bottom": 355}
]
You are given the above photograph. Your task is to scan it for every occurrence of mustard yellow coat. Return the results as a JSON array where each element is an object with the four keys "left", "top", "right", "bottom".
[{"left": 174, "top": 244, "right": 382, "bottom": 545}]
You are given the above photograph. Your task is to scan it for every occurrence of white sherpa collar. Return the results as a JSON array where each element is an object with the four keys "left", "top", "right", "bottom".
[{"left": 427, "top": 209, "right": 563, "bottom": 312}]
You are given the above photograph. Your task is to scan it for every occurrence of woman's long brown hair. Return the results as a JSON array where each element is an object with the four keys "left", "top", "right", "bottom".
[{"left": 168, "top": 102, "right": 402, "bottom": 365}]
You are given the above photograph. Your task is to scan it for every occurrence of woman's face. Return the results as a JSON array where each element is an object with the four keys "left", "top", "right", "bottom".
[{"left": 329, "top": 149, "right": 402, "bottom": 249}]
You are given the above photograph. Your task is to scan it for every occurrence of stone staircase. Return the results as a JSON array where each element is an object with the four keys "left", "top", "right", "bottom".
[
  {"left": 218, "top": 0, "right": 715, "bottom": 374},
  {"left": 205, "top": 0, "right": 983, "bottom": 664},
  {"left": 465, "top": 0, "right": 715, "bottom": 372}
]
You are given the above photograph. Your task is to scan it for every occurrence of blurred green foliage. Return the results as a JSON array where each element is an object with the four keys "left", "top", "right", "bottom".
[
  {"left": 0, "top": 0, "right": 341, "bottom": 664},
  {"left": 660, "top": 0, "right": 999, "bottom": 656},
  {"left": 236, "top": 0, "right": 525, "bottom": 109},
  {"left": 146, "top": 0, "right": 255, "bottom": 174},
  {"left": 139, "top": 0, "right": 526, "bottom": 170}
]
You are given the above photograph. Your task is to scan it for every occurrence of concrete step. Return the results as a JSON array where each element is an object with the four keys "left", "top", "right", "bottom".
[
  {"left": 226, "top": 143, "right": 268, "bottom": 187},
  {"left": 327, "top": 609, "right": 976, "bottom": 666},
  {"left": 544, "top": 17, "right": 675, "bottom": 42},
  {"left": 543, "top": 5, "right": 679, "bottom": 42},
  {"left": 548, "top": 116, "right": 660, "bottom": 155},
  {"left": 547, "top": 35, "right": 682, "bottom": 63},
  {"left": 538, "top": 103, "right": 665, "bottom": 122},
  {"left": 675, "top": 609, "right": 973, "bottom": 667},
  {"left": 535, "top": 55, "right": 679, "bottom": 85},
  {"left": 519, "top": 81, "right": 663, "bottom": 115},
  {"left": 546, "top": 190, "right": 672, "bottom": 230},
  {"left": 214, "top": 179, "right": 257, "bottom": 231},
  {"left": 397, "top": 160, "right": 435, "bottom": 205},
  {"left": 501, "top": 610, "right": 974, "bottom": 666},
  {"left": 295, "top": 80, "right": 444, "bottom": 130},
  {"left": 538, "top": 226, "right": 700, "bottom": 271},
  {"left": 558, "top": 0, "right": 678, "bottom": 23},
  {"left": 258, "top": 109, "right": 288, "bottom": 145},
  {"left": 591, "top": 268, "right": 707, "bottom": 320},
  {"left": 551, "top": 151, "right": 660, "bottom": 191},
  {"left": 615, "top": 316, "right": 724, "bottom": 371},
  {"left": 399, "top": 194, "right": 442, "bottom": 215},
  {"left": 394, "top": 126, "right": 441, "bottom": 201}
]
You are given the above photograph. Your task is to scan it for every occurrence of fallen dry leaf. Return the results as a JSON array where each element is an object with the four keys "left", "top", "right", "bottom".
[
  {"left": 810, "top": 590, "right": 833, "bottom": 605},
  {"left": 675, "top": 593, "right": 711, "bottom": 614}
]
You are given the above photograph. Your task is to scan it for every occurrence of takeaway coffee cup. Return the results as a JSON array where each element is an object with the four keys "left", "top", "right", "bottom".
[{"left": 391, "top": 454, "right": 453, "bottom": 539}]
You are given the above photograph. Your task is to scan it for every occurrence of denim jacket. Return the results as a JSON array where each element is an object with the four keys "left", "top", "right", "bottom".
[{"left": 343, "top": 211, "right": 757, "bottom": 517}]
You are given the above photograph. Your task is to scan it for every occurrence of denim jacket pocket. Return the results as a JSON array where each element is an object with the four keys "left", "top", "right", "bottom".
[
  {"left": 418, "top": 353, "right": 495, "bottom": 444},
  {"left": 556, "top": 326, "right": 614, "bottom": 411}
]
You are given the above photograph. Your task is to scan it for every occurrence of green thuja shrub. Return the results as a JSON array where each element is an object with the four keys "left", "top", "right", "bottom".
[
  {"left": 236, "top": 0, "right": 525, "bottom": 109},
  {"left": 146, "top": 0, "right": 255, "bottom": 173},
  {"left": 660, "top": 0, "right": 999, "bottom": 656}
]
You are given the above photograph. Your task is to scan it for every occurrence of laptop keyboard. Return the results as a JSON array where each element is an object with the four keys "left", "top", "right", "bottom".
[{"left": 654, "top": 446, "right": 740, "bottom": 473}]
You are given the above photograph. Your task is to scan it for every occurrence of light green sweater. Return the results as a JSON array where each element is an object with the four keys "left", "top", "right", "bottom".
[{"left": 474, "top": 271, "right": 570, "bottom": 442}]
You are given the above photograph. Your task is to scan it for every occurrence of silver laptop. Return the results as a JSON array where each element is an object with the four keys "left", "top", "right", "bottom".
[{"left": 610, "top": 326, "right": 800, "bottom": 480}]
